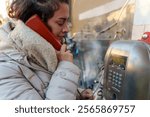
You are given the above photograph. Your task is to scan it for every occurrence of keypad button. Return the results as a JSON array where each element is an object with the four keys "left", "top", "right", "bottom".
[
  {"left": 108, "top": 73, "right": 112, "bottom": 76},
  {"left": 115, "top": 76, "right": 119, "bottom": 80},
  {"left": 118, "top": 85, "right": 121, "bottom": 88},
  {"left": 119, "top": 74, "right": 123, "bottom": 77},
  {"left": 118, "top": 81, "right": 122, "bottom": 85},
  {"left": 108, "top": 76, "right": 112, "bottom": 80},
  {"left": 108, "top": 80, "right": 111, "bottom": 82},
  {"left": 119, "top": 77, "right": 122, "bottom": 81}
]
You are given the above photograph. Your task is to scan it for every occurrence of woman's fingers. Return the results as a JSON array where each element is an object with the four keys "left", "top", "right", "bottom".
[
  {"left": 60, "top": 44, "right": 67, "bottom": 52},
  {"left": 81, "top": 89, "right": 94, "bottom": 100},
  {"left": 55, "top": 44, "right": 73, "bottom": 63}
]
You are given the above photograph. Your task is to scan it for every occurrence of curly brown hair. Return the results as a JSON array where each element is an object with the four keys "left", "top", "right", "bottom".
[{"left": 8, "top": 0, "right": 69, "bottom": 23}]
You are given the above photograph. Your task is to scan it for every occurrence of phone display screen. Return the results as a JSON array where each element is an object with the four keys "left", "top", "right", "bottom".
[
  {"left": 112, "top": 55, "right": 127, "bottom": 65},
  {"left": 110, "top": 55, "right": 127, "bottom": 70}
]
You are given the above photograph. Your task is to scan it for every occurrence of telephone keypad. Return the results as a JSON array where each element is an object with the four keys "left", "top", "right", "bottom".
[{"left": 107, "top": 66, "right": 125, "bottom": 92}]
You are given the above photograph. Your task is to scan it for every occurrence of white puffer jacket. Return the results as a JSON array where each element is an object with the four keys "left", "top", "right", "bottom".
[{"left": 0, "top": 21, "right": 80, "bottom": 100}]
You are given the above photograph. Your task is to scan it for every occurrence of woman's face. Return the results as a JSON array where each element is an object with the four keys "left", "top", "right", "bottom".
[{"left": 47, "top": 3, "right": 69, "bottom": 42}]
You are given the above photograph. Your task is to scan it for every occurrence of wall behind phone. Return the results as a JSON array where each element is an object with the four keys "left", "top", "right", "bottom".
[
  {"left": 71, "top": 0, "right": 135, "bottom": 41},
  {"left": 132, "top": 0, "right": 150, "bottom": 40}
]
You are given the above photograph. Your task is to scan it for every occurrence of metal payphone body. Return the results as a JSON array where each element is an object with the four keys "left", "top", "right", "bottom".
[{"left": 103, "top": 40, "right": 150, "bottom": 99}]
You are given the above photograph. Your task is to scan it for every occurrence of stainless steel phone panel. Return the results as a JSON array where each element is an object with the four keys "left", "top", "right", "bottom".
[{"left": 103, "top": 40, "right": 150, "bottom": 100}]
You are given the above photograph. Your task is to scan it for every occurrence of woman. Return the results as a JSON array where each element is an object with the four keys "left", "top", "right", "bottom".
[{"left": 0, "top": 0, "right": 93, "bottom": 100}]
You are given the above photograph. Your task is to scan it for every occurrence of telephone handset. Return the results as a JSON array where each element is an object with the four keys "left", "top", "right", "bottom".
[{"left": 25, "top": 14, "right": 61, "bottom": 50}]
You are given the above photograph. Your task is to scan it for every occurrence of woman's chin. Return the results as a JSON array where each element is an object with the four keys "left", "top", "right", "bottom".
[{"left": 57, "top": 37, "right": 63, "bottom": 42}]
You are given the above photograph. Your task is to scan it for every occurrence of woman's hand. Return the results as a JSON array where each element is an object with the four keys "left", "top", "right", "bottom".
[
  {"left": 78, "top": 89, "right": 95, "bottom": 100},
  {"left": 56, "top": 44, "right": 73, "bottom": 63}
]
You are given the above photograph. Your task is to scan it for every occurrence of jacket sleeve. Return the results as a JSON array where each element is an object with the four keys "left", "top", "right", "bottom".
[
  {"left": 0, "top": 62, "right": 43, "bottom": 100},
  {"left": 0, "top": 61, "right": 80, "bottom": 100},
  {"left": 46, "top": 61, "right": 81, "bottom": 100}
]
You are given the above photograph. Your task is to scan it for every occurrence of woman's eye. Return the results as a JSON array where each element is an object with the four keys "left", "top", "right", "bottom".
[{"left": 57, "top": 22, "right": 64, "bottom": 26}]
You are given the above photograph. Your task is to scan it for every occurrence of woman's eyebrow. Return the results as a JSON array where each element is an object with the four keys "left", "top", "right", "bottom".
[{"left": 58, "top": 17, "right": 69, "bottom": 21}]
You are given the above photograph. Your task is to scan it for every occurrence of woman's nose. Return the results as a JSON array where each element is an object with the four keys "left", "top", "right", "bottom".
[{"left": 62, "top": 23, "right": 69, "bottom": 33}]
